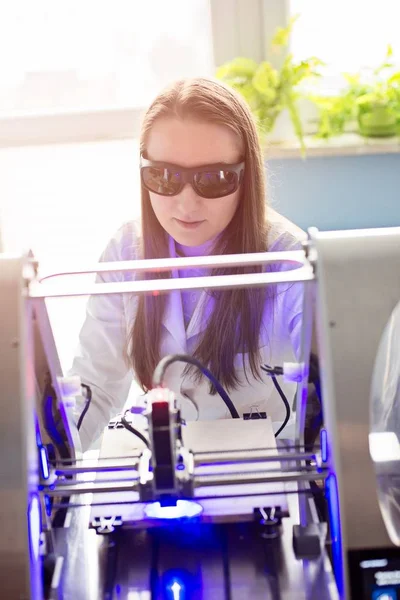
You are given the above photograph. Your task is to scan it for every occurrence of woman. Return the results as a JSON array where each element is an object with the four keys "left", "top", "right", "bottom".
[{"left": 70, "top": 77, "right": 306, "bottom": 451}]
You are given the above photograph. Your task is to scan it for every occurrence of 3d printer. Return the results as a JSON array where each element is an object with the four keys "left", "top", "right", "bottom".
[{"left": 1, "top": 226, "right": 400, "bottom": 599}]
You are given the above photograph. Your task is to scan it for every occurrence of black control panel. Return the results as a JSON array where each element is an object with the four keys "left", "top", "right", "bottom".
[{"left": 348, "top": 548, "right": 400, "bottom": 599}]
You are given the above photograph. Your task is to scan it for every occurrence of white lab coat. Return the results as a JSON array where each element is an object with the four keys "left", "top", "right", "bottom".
[
  {"left": 371, "top": 300, "right": 400, "bottom": 434},
  {"left": 70, "top": 209, "right": 306, "bottom": 451}
]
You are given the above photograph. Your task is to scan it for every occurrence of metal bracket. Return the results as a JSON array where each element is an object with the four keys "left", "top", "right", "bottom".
[{"left": 91, "top": 516, "right": 123, "bottom": 535}]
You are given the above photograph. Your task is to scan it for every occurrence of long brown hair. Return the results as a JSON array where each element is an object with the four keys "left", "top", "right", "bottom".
[{"left": 129, "top": 77, "right": 269, "bottom": 392}]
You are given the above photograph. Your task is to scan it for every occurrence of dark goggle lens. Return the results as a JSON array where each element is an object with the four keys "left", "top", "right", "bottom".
[
  {"left": 141, "top": 166, "right": 182, "bottom": 196},
  {"left": 141, "top": 166, "right": 240, "bottom": 198},
  {"left": 194, "top": 169, "right": 238, "bottom": 198}
]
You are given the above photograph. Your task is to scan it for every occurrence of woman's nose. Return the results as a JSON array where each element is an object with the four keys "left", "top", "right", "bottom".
[{"left": 176, "top": 183, "right": 202, "bottom": 211}]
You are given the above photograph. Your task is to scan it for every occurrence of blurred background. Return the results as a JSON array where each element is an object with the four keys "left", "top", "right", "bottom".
[{"left": 1, "top": 0, "right": 399, "bottom": 371}]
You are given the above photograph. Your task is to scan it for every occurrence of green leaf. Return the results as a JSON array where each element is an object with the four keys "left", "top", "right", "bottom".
[
  {"left": 271, "top": 14, "right": 299, "bottom": 49},
  {"left": 343, "top": 72, "right": 361, "bottom": 86},
  {"left": 279, "top": 54, "right": 296, "bottom": 87},
  {"left": 233, "top": 82, "right": 264, "bottom": 111},
  {"left": 375, "top": 62, "right": 394, "bottom": 75},
  {"left": 291, "top": 58, "right": 323, "bottom": 85},
  {"left": 216, "top": 57, "right": 258, "bottom": 81},
  {"left": 285, "top": 93, "right": 306, "bottom": 155},
  {"left": 388, "top": 72, "right": 400, "bottom": 85},
  {"left": 252, "top": 62, "right": 279, "bottom": 103}
]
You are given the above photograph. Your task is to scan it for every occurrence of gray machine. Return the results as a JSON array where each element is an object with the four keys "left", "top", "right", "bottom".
[{"left": 1, "top": 227, "right": 400, "bottom": 599}]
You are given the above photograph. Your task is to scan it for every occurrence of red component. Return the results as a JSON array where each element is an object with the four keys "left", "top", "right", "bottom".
[{"left": 152, "top": 401, "right": 169, "bottom": 426}]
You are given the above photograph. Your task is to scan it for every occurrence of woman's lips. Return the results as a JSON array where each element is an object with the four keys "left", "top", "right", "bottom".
[{"left": 174, "top": 218, "right": 205, "bottom": 230}]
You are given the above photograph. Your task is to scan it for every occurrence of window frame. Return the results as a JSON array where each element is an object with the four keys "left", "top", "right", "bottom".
[
  {"left": 210, "top": 0, "right": 289, "bottom": 68},
  {"left": 0, "top": 106, "right": 144, "bottom": 148}
]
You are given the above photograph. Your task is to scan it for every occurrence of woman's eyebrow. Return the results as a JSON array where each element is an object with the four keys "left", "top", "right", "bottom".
[
  {"left": 195, "top": 160, "right": 236, "bottom": 167},
  {"left": 149, "top": 158, "right": 239, "bottom": 167}
]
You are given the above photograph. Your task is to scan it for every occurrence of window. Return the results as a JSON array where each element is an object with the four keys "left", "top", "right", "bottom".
[
  {"left": 0, "top": 1, "right": 215, "bottom": 374},
  {"left": 290, "top": 0, "right": 400, "bottom": 74},
  {"left": 0, "top": 0, "right": 214, "bottom": 115},
  {"left": 0, "top": 0, "right": 215, "bottom": 264}
]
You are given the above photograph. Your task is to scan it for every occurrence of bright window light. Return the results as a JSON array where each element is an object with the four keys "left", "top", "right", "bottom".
[
  {"left": 290, "top": 1, "right": 400, "bottom": 77},
  {"left": 0, "top": 1, "right": 213, "bottom": 114}
]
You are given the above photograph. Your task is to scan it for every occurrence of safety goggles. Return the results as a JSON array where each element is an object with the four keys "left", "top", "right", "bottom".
[{"left": 140, "top": 156, "right": 245, "bottom": 199}]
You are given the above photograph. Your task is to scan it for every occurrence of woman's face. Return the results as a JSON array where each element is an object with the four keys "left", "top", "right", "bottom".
[{"left": 145, "top": 117, "right": 243, "bottom": 247}]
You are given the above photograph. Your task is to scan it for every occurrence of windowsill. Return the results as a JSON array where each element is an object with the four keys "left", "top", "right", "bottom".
[
  {"left": 265, "top": 132, "right": 400, "bottom": 160},
  {"left": 0, "top": 106, "right": 145, "bottom": 148},
  {"left": 1, "top": 108, "right": 400, "bottom": 162}
]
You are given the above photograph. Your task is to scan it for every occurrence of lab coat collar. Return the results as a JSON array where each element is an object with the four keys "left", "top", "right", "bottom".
[
  {"left": 162, "top": 236, "right": 187, "bottom": 352},
  {"left": 165, "top": 236, "right": 214, "bottom": 345},
  {"left": 186, "top": 288, "right": 215, "bottom": 339}
]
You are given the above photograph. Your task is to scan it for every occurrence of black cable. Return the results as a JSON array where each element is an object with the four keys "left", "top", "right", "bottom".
[
  {"left": 309, "top": 352, "right": 323, "bottom": 418},
  {"left": 308, "top": 353, "right": 320, "bottom": 385},
  {"left": 220, "top": 526, "right": 233, "bottom": 600},
  {"left": 152, "top": 354, "right": 240, "bottom": 419},
  {"left": 305, "top": 353, "right": 324, "bottom": 450},
  {"left": 314, "top": 379, "right": 322, "bottom": 406},
  {"left": 77, "top": 384, "right": 92, "bottom": 431},
  {"left": 121, "top": 410, "right": 150, "bottom": 448},
  {"left": 270, "top": 374, "right": 291, "bottom": 437},
  {"left": 261, "top": 365, "right": 291, "bottom": 437}
]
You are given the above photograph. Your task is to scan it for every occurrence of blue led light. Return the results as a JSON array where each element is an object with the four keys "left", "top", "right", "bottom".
[
  {"left": 170, "top": 580, "right": 183, "bottom": 600},
  {"left": 372, "top": 589, "right": 397, "bottom": 600},
  {"left": 39, "top": 445, "right": 49, "bottom": 480},
  {"left": 44, "top": 394, "right": 64, "bottom": 445},
  {"left": 176, "top": 463, "right": 185, "bottom": 471},
  {"left": 326, "top": 474, "right": 344, "bottom": 596},
  {"left": 320, "top": 428, "right": 328, "bottom": 463},
  {"left": 144, "top": 499, "right": 203, "bottom": 520},
  {"left": 44, "top": 495, "right": 52, "bottom": 517},
  {"left": 28, "top": 494, "right": 41, "bottom": 564},
  {"left": 35, "top": 412, "right": 42, "bottom": 447},
  {"left": 163, "top": 569, "right": 197, "bottom": 599}
]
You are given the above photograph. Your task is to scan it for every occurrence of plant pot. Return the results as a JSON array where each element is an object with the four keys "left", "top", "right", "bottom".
[{"left": 358, "top": 105, "right": 398, "bottom": 137}]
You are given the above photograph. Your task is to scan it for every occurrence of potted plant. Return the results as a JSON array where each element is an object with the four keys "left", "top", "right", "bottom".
[
  {"left": 312, "top": 46, "right": 400, "bottom": 139},
  {"left": 308, "top": 74, "right": 368, "bottom": 139},
  {"left": 216, "top": 17, "right": 323, "bottom": 152}
]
